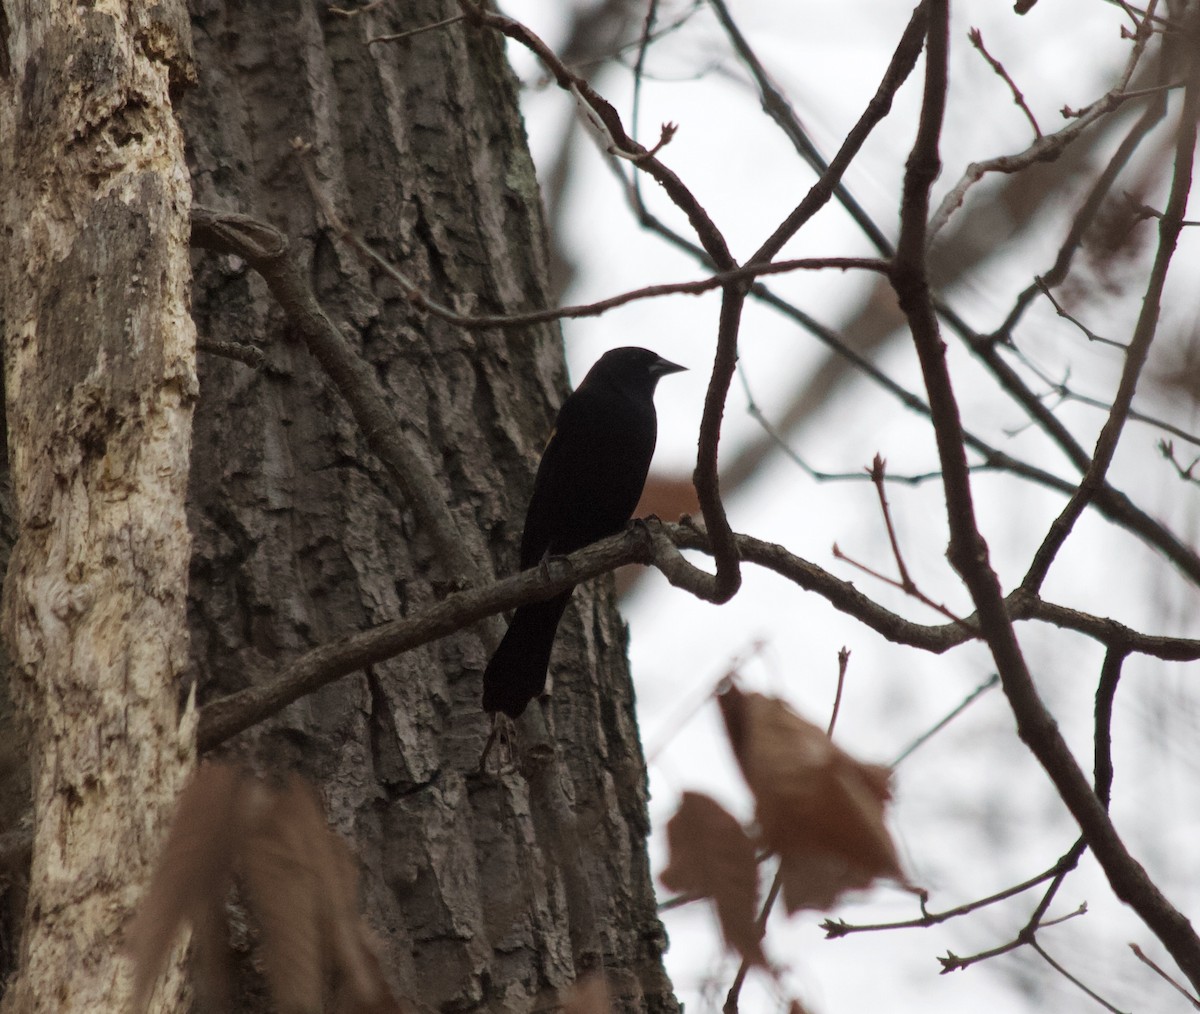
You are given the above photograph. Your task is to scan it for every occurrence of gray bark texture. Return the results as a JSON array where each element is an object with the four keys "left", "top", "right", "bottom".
[
  {"left": 180, "top": 2, "right": 676, "bottom": 1011},
  {"left": 0, "top": 2, "right": 197, "bottom": 1011}
]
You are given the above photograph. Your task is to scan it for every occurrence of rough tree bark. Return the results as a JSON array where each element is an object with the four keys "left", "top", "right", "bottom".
[
  {"left": 0, "top": 2, "right": 197, "bottom": 1012},
  {"left": 181, "top": 2, "right": 675, "bottom": 1011}
]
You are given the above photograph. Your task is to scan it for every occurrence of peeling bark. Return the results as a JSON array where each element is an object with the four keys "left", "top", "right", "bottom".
[{"left": 0, "top": 3, "right": 197, "bottom": 1013}]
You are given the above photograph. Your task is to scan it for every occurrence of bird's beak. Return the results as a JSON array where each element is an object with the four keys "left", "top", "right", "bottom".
[{"left": 652, "top": 356, "right": 687, "bottom": 376}]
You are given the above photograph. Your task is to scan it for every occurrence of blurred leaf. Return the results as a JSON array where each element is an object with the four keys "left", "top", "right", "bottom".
[
  {"left": 717, "top": 684, "right": 902, "bottom": 912},
  {"left": 563, "top": 974, "right": 613, "bottom": 1014},
  {"left": 128, "top": 764, "right": 406, "bottom": 1014},
  {"left": 660, "top": 791, "right": 765, "bottom": 967},
  {"left": 126, "top": 763, "right": 247, "bottom": 1012}
]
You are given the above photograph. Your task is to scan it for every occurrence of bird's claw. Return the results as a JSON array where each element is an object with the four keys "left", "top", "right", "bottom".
[{"left": 477, "top": 713, "right": 517, "bottom": 775}]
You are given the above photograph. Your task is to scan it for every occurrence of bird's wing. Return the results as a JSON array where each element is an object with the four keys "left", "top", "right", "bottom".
[{"left": 518, "top": 422, "right": 567, "bottom": 569}]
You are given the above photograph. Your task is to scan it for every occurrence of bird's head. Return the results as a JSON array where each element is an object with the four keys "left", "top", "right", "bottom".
[{"left": 585, "top": 346, "right": 687, "bottom": 396}]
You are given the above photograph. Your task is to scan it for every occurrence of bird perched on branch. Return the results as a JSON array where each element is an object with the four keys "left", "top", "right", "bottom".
[{"left": 482, "top": 346, "right": 686, "bottom": 719}]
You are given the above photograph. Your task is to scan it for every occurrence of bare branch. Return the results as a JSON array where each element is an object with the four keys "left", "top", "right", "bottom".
[
  {"left": 967, "top": 27, "right": 1042, "bottom": 138},
  {"left": 929, "top": 3, "right": 1162, "bottom": 239},
  {"left": 748, "top": 1, "right": 928, "bottom": 266},
  {"left": 1023, "top": 48, "right": 1200, "bottom": 594},
  {"left": 1130, "top": 944, "right": 1200, "bottom": 1009},
  {"left": 366, "top": 14, "right": 466, "bottom": 46},
  {"left": 824, "top": 847, "right": 1074, "bottom": 938},
  {"left": 893, "top": 2, "right": 1200, "bottom": 988},
  {"left": 722, "top": 866, "right": 784, "bottom": 1014},
  {"left": 993, "top": 91, "right": 1169, "bottom": 342},
  {"left": 889, "top": 673, "right": 1000, "bottom": 766},
  {"left": 1034, "top": 276, "right": 1128, "bottom": 349},
  {"left": 197, "top": 522, "right": 1200, "bottom": 751},
  {"left": 1160, "top": 439, "right": 1200, "bottom": 483},
  {"left": 1031, "top": 939, "right": 1130, "bottom": 1014},
  {"left": 827, "top": 648, "right": 850, "bottom": 738}
]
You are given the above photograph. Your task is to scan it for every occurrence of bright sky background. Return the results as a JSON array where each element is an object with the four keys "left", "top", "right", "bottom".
[{"left": 502, "top": 2, "right": 1200, "bottom": 1010}]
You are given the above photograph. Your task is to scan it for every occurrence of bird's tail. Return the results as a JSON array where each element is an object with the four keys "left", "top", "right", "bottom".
[{"left": 481, "top": 591, "right": 573, "bottom": 718}]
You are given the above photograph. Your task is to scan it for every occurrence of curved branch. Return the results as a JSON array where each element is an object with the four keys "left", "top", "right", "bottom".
[
  {"left": 198, "top": 525, "right": 653, "bottom": 750},
  {"left": 198, "top": 522, "right": 1200, "bottom": 751}
]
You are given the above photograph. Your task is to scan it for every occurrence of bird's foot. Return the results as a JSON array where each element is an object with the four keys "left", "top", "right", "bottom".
[
  {"left": 477, "top": 713, "right": 517, "bottom": 775},
  {"left": 631, "top": 515, "right": 669, "bottom": 536}
]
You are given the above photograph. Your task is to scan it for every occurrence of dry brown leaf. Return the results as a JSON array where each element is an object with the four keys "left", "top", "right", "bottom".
[
  {"left": 239, "top": 776, "right": 327, "bottom": 1013},
  {"left": 240, "top": 773, "right": 406, "bottom": 1014},
  {"left": 718, "top": 684, "right": 902, "bottom": 912},
  {"left": 563, "top": 974, "right": 612, "bottom": 1014},
  {"left": 776, "top": 850, "right": 878, "bottom": 914},
  {"left": 129, "top": 764, "right": 405, "bottom": 1014},
  {"left": 660, "top": 792, "right": 765, "bottom": 967},
  {"left": 126, "top": 763, "right": 249, "bottom": 1012}
]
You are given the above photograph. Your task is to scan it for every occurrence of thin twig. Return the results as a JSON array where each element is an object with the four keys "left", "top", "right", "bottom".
[
  {"left": 1011, "top": 352, "right": 1200, "bottom": 448},
  {"left": 827, "top": 648, "right": 850, "bottom": 738},
  {"left": 968, "top": 27, "right": 1042, "bottom": 138},
  {"left": 1160, "top": 439, "right": 1200, "bottom": 485},
  {"left": 737, "top": 366, "right": 954, "bottom": 484},
  {"left": 583, "top": 1, "right": 701, "bottom": 77},
  {"left": 929, "top": 0, "right": 1161, "bottom": 239},
  {"left": 1022, "top": 25, "right": 1199, "bottom": 595},
  {"left": 889, "top": 673, "right": 1000, "bottom": 766},
  {"left": 870, "top": 455, "right": 916, "bottom": 592},
  {"left": 296, "top": 154, "right": 885, "bottom": 327},
  {"left": 939, "top": 904, "right": 1090, "bottom": 975},
  {"left": 824, "top": 847, "right": 1073, "bottom": 938},
  {"left": 1032, "top": 939, "right": 1130, "bottom": 1014},
  {"left": 840, "top": 461, "right": 983, "bottom": 626},
  {"left": 629, "top": 0, "right": 660, "bottom": 208},
  {"left": 831, "top": 490, "right": 970, "bottom": 629},
  {"left": 1034, "top": 277, "right": 1127, "bottom": 348},
  {"left": 1124, "top": 196, "right": 1200, "bottom": 227},
  {"left": 992, "top": 90, "right": 1169, "bottom": 343},
  {"left": 723, "top": 867, "right": 784, "bottom": 1013},
  {"left": 366, "top": 14, "right": 465, "bottom": 45},
  {"left": 1130, "top": 943, "right": 1200, "bottom": 1009}
]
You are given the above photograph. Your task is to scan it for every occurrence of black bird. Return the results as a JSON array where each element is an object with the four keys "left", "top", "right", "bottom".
[{"left": 482, "top": 347, "right": 686, "bottom": 718}]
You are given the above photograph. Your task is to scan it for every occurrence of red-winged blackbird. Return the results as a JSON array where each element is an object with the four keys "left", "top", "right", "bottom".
[{"left": 482, "top": 347, "right": 686, "bottom": 718}]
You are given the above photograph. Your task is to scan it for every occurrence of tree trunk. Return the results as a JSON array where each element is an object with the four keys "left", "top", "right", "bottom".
[
  {"left": 182, "top": 2, "right": 675, "bottom": 1011},
  {"left": 0, "top": 3, "right": 197, "bottom": 1012}
]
